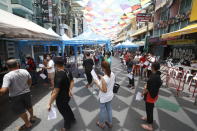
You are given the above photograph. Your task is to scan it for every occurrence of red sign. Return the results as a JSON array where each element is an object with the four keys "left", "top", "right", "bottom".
[{"left": 136, "top": 13, "right": 152, "bottom": 22}]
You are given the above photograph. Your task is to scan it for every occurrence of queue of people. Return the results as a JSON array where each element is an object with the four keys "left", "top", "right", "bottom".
[{"left": 0, "top": 49, "right": 163, "bottom": 131}]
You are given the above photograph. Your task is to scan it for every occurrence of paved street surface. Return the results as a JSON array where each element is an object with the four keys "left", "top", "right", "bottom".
[{"left": 0, "top": 57, "right": 197, "bottom": 131}]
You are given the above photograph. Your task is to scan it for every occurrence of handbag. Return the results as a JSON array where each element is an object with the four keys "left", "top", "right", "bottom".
[
  {"left": 113, "top": 75, "right": 120, "bottom": 93},
  {"left": 113, "top": 83, "right": 120, "bottom": 93}
]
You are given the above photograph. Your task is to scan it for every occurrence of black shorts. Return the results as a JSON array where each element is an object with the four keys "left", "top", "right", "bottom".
[{"left": 9, "top": 92, "right": 32, "bottom": 115}]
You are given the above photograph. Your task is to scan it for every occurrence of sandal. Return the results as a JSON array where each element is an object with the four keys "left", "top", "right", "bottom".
[
  {"left": 141, "top": 116, "right": 147, "bottom": 121},
  {"left": 105, "top": 121, "right": 113, "bottom": 128},
  {"left": 17, "top": 123, "right": 32, "bottom": 131},
  {"left": 96, "top": 121, "right": 105, "bottom": 129},
  {"left": 141, "top": 124, "right": 153, "bottom": 131},
  {"left": 30, "top": 116, "right": 37, "bottom": 123},
  {"left": 60, "top": 128, "right": 68, "bottom": 131}
]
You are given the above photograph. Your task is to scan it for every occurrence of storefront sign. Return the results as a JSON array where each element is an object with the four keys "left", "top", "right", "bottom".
[
  {"left": 190, "top": 0, "right": 197, "bottom": 22},
  {"left": 41, "top": 0, "right": 53, "bottom": 23},
  {"left": 167, "top": 39, "right": 196, "bottom": 45},
  {"left": 136, "top": 13, "right": 152, "bottom": 22}
]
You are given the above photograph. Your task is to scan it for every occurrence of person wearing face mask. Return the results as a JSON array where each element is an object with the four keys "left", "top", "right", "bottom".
[{"left": 44, "top": 54, "right": 55, "bottom": 89}]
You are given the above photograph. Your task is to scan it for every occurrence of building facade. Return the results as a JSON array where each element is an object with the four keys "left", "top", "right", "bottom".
[
  {"left": 0, "top": 0, "right": 12, "bottom": 12},
  {"left": 150, "top": 0, "right": 195, "bottom": 60}
]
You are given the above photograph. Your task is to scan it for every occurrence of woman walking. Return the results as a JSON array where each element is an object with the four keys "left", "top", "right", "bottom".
[
  {"left": 141, "top": 62, "right": 162, "bottom": 131},
  {"left": 94, "top": 61, "right": 115, "bottom": 129}
]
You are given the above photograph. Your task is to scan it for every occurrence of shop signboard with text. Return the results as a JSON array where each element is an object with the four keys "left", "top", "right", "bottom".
[
  {"left": 41, "top": 0, "right": 53, "bottom": 23},
  {"left": 167, "top": 39, "right": 196, "bottom": 45},
  {"left": 136, "top": 13, "right": 152, "bottom": 22}
]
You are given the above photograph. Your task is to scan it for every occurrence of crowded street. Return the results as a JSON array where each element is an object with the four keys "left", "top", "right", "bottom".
[
  {"left": 0, "top": 57, "right": 197, "bottom": 131},
  {"left": 0, "top": 0, "right": 197, "bottom": 131}
]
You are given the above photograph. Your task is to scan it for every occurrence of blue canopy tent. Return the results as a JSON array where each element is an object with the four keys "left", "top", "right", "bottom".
[
  {"left": 114, "top": 40, "right": 139, "bottom": 49},
  {"left": 62, "top": 29, "right": 111, "bottom": 58}
]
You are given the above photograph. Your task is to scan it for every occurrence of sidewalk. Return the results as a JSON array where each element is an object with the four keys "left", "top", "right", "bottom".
[{"left": 1, "top": 57, "right": 197, "bottom": 131}]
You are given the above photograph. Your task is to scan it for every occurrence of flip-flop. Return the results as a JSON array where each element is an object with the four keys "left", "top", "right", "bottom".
[
  {"left": 141, "top": 124, "right": 153, "bottom": 131},
  {"left": 60, "top": 128, "right": 68, "bottom": 131},
  {"left": 105, "top": 121, "right": 113, "bottom": 128},
  {"left": 30, "top": 116, "right": 37, "bottom": 123},
  {"left": 96, "top": 121, "right": 105, "bottom": 129},
  {"left": 17, "top": 124, "right": 32, "bottom": 131},
  {"left": 141, "top": 116, "right": 147, "bottom": 121}
]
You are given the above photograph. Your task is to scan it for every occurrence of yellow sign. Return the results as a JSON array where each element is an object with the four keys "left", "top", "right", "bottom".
[
  {"left": 190, "top": 0, "right": 197, "bottom": 22},
  {"left": 167, "top": 39, "right": 196, "bottom": 45}
]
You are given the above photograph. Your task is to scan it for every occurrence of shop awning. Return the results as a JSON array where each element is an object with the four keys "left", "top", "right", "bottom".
[
  {"left": 130, "top": 23, "right": 153, "bottom": 37},
  {"left": 0, "top": 9, "right": 60, "bottom": 40},
  {"left": 162, "top": 23, "right": 197, "bottom": 38},
  {"left": 134, "top": 41, "right": 145, "bottom": 46}
]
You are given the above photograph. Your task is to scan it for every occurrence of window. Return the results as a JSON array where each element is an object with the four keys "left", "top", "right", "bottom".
[
  {"left": 160, "top": 8, "right": 169, "bottom": 21},
  {"left": 153, "top": 29, "right": 159, "bottom": 37},
  {"left": 180, "top": 20, "right": 188, "bottom": 28},
  {"left": 11, "top": 0, "right": 33, "bottom": 10},
  {"left": 179, "top": 0, "right": 192, "bottom": 14}
]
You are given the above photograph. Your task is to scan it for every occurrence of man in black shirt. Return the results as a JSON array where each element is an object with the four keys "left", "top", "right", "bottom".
[
  {"left": 48, "top": 56, "right": 75, "bottom": 131},
  {"left": 83, "top": 52, "right": 94, "bottom": 88}
]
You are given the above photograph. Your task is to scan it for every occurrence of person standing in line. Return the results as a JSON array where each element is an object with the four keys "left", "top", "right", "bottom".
[
  {"left": 105, "top": 52, "right": 112, "bottom": 66},
  {"left": 147, "top": 53, "right": 156, "bottom": 78},
  {"left": 26, "top": 56, "right": 37, "bottom": 85},
  {"left": 94, "top": 61, "right": 115, "bottom": 129},
  {"left": 139, "top": 54, "right": 147, "bottom": 79},
  {"left": 48, "top": 56, "right": 75, "bottom": 131},
  {"left": 0, "top": 59, "right": 37, "bottom": 130},
  {"left": 44, "top": 54, "right": 55, "bottom": 89},
  {"left": 141, "top": 62, "right": 162, "bottom": 131},
  {"left": 83, "top": 52, "right": 94, "bottom": 88},
  {"left": 127, "top": 55, "right": 135, "bottom": 89}
]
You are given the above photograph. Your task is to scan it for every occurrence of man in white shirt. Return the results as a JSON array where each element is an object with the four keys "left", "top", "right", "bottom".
[
  {"left": 147, "top": 53, "right": 156, "bottom": 78},
  {"left": 0, "top": 59, "right": 36, "bottom": 130},
  {"left": 44, "top": 54, "right": 55, "bottom": 89}
]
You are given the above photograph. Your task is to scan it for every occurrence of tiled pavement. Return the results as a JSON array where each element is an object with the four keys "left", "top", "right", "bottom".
[{"left": 0, "top": 57, "right": 197, "bottom": 131}]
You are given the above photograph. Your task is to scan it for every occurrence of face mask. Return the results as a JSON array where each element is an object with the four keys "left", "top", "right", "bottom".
[{"left": 47, "top": 57, "right": 50, "bottom": 60}]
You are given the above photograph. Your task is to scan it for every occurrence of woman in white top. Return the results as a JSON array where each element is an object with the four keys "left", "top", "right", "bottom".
[{"left": 94, "top": 61, "right": 115, "bottom": 129}]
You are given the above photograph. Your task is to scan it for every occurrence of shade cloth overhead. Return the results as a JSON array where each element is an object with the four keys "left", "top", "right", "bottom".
[
  {"left": 61, "top": 33, "right": 70, "bottom": 40},
  {"left": 48, "top": 28, "right": 60, "bottom": 37},
  {"left": 73, "top": 29, "right": 110, "bottom": 41},
  {"left": 162, "top": 23, "right": 197, "bottom": 38},
  {"left": 0, "top": 9, "right": 60, "bottom": 40}
]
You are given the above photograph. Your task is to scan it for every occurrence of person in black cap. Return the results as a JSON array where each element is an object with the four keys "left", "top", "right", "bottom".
[{"left": 48, "top": 56, "right": 76, "bottom": 131}]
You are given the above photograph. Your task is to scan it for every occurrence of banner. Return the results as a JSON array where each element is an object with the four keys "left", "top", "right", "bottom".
[
  {"left": 41, "top": 0, "right": 52, "bottom": 23},
  {"left": 167, "top": 39, "right": 196, "bottom": 45}
]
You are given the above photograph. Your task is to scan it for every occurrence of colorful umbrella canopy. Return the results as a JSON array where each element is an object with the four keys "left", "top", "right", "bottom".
[{"left": 80, "top": 0, "right": 152, "bottom": 39}]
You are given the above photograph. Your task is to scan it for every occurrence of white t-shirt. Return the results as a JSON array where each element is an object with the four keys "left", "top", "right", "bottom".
[
  {"left": 47, "top": 60, "right": 55, "bottom": 73},
  {"left": 99, "top": 72, "right": 115, "bottom": 103},
  {"left": 2, "top": 69, "right": 31, "bottom": 97}
]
